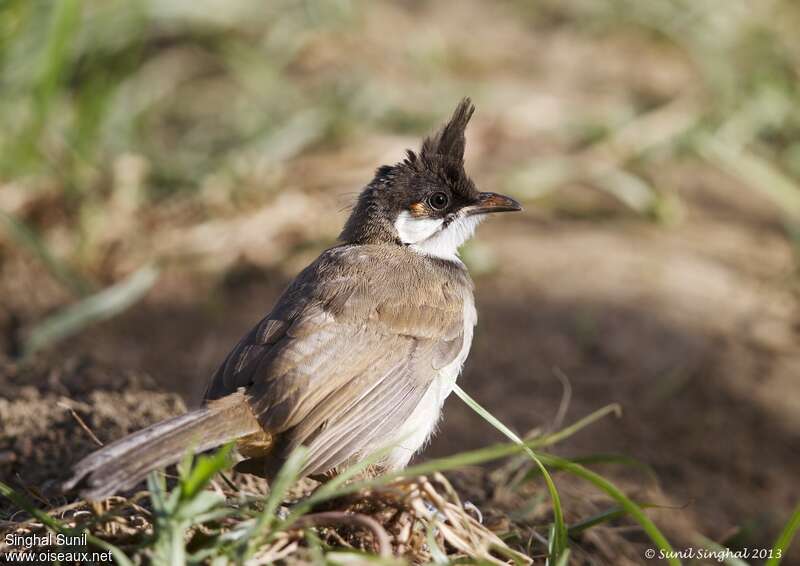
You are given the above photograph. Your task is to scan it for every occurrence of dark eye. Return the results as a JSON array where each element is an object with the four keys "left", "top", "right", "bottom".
[{"left": 428, "top": 192, "right": 449, "bottom": 210}]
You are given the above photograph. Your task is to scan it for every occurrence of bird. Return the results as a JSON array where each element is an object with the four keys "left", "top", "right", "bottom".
[{"left": 64, "top": 98, "right": 521, "bottom": 500}]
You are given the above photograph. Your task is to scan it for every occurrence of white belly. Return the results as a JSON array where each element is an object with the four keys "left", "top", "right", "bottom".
[{"left": 384, "top": 296, "right": 477, "bottom": 470}]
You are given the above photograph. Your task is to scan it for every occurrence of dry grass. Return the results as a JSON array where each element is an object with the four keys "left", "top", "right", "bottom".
[
  {"left": 2, "top": 473, "right": 534, "bottom": 565},
  {"left": 0, "top": 356, "right": 666, "bottom": 565}
]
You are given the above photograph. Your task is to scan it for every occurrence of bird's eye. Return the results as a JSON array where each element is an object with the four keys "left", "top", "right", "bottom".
[{"left": 428, "top": 192, "right": 450, "bottom": 210}]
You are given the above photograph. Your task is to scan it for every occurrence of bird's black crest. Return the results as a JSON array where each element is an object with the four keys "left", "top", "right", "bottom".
[
  {"left": 339, "top": 98, "right": 478, "bottom": 245},
  {"left": 375, "top": 164, "right": 394, "bottom": 179},
  {"left": 420, "top": 97, "right": 475, "bottom": 164}
]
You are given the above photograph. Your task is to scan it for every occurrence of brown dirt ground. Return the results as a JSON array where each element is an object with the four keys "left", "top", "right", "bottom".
[
  {"left": 2, "top": 2, "right": 799, "bottom": 562},
  {"left": 3, "top": 169, "right": 798, "bottom": 563}
]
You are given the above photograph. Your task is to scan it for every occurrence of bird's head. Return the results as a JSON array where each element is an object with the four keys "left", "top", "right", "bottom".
[{"left": 340, "top": 98, "right": 521, "bottom": 261}]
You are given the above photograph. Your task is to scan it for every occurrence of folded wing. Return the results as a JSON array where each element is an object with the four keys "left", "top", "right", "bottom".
[{"left": 204, "top": 245, "right": 471, "bottom": 475}]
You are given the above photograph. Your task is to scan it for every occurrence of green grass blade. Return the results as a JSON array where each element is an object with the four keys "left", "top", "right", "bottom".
[
  {"left": 554, "top": 548, "right": 571, "bottom": 566},
  {"left": 452, "top": 384, "right": 568, "bottom": 564},
  {"left": 290, "top": 443, "right": 398, "bottom": 519},
  {"left": 0, "top": 210, "right": 90, "bottom": 296},
  {"left": 35, "top": 0, "right": 81, "bottom": 116},
  {"left": 505, "top": 404, "right": 630, "bottom": 489},
  {"left": 523, "top": 453, "right": 656, "bottom": 484},
  {"left": 694, "top": 534, "right": 751, "bottom": 566},
  {"left": 147, "top": 472, "right": 169, "bottom": 515},
  {"left": 567, "top": 506, "right": 627, "bottom": 537},
  {"left": 594, "top": 168, "right": 658, "bottom": 215},
  {"left": 0, "top": 480, "right": 71, "bottom": 534},
  {"left": 696, "top": 134, "right": 800, "bottom": 219},
  {"left": 292, "top": 441, "right": 541, "bottom": 512},
  {"left": 528, "top": 404, "right": 622, "bottom": 449},
  {"left": 536, "top": 453, "right": 680, "bottom": 566},
  {"left": 0, "top": 480, "right": 133, "bottom": 565},
  {"left": 23, "top": 263, "right": 159, "bottom": 357},
  {"left": 567, "top": 502, "right": 660, "bottom": 538},
  {"left": 766, "top": 502, "right": 800, "bottom": 566},
  {"left": 240, "top": 446, "right": 309, "bottom": 560},
  {"left": 260, "top": 447, "right": 308, "bottom": 528},
  {"left": 83, "top": 533, "right": 136, "bottom": 566},
  {"left": 179, "top": 444, "right": 233, "bottom": 501},
  {"left": 426, "top": 521, "right": 449, "bottom": 565},
  {"left": 18, "top": 0, "right": 82, "bottom": 163}
]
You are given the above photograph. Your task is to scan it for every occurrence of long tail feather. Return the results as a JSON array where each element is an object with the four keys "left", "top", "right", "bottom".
[{"left": 63, "top": 390, "right": 263, "bottom": 500}]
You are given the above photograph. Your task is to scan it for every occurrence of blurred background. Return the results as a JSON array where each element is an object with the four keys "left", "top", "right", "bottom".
[{"left": 1, "top": 0, "right": 799, "bottom": 560}]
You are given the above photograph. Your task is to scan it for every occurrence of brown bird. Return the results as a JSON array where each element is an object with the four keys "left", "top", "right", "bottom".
[{"left": 65, "top": 98, "right": 521, "bottom": 500}]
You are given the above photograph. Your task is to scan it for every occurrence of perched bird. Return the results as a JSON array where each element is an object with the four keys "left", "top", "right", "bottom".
[{"left": 65, "top": 98, "right": 521, "bottom": 500}]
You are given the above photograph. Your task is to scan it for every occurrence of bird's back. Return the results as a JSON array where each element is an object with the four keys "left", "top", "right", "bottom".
[{"left": 203, "top": 244, "right": 474, "bottom": 475}]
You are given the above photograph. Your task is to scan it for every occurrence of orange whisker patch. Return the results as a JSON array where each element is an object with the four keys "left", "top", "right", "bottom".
[{"left": 409, "top": 202, "right": 426, "bottom": 216}]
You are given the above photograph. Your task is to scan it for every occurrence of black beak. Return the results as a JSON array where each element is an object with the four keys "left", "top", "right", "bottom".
[{"left": 466, "top": 192, "right": 523, "bottom": 216}]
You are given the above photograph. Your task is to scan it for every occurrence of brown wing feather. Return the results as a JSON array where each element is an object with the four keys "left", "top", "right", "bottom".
[{"left": 203, "top": 244, "right": 472, "bottom": 474}]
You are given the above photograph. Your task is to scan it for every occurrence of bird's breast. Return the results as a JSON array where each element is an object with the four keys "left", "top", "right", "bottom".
[
  {"left": 435, "top": 294, "right": 476, "bottom": 393},
  {"left": 382, "top": 294, "right": 476, "bottom": 470}
]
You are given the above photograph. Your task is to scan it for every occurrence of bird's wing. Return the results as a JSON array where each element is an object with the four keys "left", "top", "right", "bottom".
[{"left": 203, "top": 245, "right": 472, "bottom": 475}]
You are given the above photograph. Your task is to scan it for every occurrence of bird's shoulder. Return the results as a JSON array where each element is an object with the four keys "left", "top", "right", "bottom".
[
  {"left": 296, "top": 244, "right": 473, "bottom": 332},
  {"left": 204, "top": 244, "right": 473, "bottom": 401}
]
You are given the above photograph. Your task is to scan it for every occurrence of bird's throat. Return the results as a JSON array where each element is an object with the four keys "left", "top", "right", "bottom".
[{"left": 394, "top": 211, "right": 483, "bottom": 261}]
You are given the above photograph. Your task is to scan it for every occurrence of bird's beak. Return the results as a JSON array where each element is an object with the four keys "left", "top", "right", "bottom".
[{"left": 466, "top": 192, "right": 523, "bottom": 216}]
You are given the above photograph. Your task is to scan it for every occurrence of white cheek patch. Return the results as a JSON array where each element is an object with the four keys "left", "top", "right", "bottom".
[
  {"left": 394, "top": 210, "right": 484, "bottom": 262},
  {"left": 394, "top": 211, "right": 444, "bottom": 244},
  {"left": 412, "top": 214, "right": 484, "bottom": 261}
]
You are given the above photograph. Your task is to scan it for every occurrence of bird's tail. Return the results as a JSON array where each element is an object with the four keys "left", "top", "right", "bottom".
[{"left": 63, "top": 390, "right": 265, "bottom": 500}]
